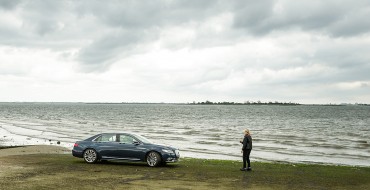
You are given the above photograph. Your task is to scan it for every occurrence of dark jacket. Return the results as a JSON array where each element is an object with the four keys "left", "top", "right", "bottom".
[{"left": 242, "top": 135, "right": 252, "bottom": 150}]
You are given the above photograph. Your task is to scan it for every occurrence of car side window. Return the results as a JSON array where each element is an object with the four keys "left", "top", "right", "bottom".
[
  {"left": 94, "top": 134, "right": 117, "bottom": 142},
  {"left": 119, "top": 134, "right": 136, "bottom": 144}
]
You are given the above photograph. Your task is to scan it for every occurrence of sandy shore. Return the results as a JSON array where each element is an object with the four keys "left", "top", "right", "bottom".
[{"left": 0, "top": 145, "right": 70, "bottom": 157}]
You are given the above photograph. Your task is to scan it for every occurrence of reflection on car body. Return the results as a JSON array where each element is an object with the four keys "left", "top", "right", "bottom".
[{"left": 72, "top": 133, "right": 180, "bottom": 167}]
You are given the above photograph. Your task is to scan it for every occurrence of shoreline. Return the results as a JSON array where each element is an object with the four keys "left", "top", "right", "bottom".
[
  {"left": 0, "top": 145, "right": 369, "bottom": 168},
  {"left": 1, "top": 132, "right": 369, "bottom": 167},
  {"left": 2, "top": 115, "right": 369, "bottom": 168}
]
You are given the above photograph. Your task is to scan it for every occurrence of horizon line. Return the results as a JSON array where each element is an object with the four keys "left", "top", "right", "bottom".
[{"left": 0, "top": 101, "right": 369, "bottom": 106}]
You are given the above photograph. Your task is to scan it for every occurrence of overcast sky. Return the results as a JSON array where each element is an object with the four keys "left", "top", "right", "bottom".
[{"left": 1, "top": 0, "right": 369, "bottom": 104}]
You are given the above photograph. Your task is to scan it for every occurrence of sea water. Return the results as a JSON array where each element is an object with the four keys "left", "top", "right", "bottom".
[{"left": 0, "top": 103, "right": 369, "bottom": 166}]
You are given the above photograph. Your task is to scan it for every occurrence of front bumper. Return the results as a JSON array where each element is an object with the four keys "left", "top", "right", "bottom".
[
  {"left": 162, "top": 150, "right": 180, "bottom": 162},
  {"left": 165, "top": 157, "right": 179, "bottom": 162}
]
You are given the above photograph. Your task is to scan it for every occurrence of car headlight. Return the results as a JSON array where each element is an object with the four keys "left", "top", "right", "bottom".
[{"left": 162, "top": 149, "right": 173, "bottom": 153}]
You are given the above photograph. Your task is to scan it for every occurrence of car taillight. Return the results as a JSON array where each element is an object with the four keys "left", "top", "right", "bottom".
[{"left": 74, "top": 143, "right": 79, "bottom": 147}]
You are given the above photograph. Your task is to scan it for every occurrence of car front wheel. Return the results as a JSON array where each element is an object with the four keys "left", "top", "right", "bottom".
[
  {"left": 83, "top": 149, "right": 98, "bottom": 163},
  {"left": 146, "top": 151, "right": 161, "bottom": 167}
]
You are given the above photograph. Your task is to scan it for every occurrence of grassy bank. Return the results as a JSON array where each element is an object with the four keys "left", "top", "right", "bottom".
[{"left": 0, "top": 154, "right": 369, "bottom": 190}]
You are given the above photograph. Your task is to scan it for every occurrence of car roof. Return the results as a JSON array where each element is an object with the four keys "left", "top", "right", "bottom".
[
  {"left": 84, "top": 132, "right": 136, "bottom": 141},
  {"left": 100, "top": 132, "right": 134, "bottom": 135}
]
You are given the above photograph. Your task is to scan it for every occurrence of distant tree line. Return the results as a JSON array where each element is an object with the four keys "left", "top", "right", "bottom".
[
  {"left": 189, "top": 100, "right": 301, "bottom": 105},
  {"left": 357, "top": 103, "right": 370, "bottom": 106}
]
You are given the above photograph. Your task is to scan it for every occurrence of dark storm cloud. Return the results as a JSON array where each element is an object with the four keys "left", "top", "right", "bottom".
[
  {"left": 0, "top": 0, "right": 223, "bottom": 68},
  {"left": 1, "top": 0, "right": 370, "bottom": 71},
  {"left": 73, "top": 0, "right": 225, "bottom": 68},
  {"left": 1, "top": 0, "right": 370, "bottom": 103},
  {"left": 0, "top": 0, "right": 83, "bottom": 49},
  {"left": 77, "top": 29, "right": 160, "bottom": 71},
  {"left": 75, "top": 0, "right": 217, "bottom": 28},
  {"left": 68, "top": 0, "right": 370, "bottom": 69},
  {"left": 0, "top": 0, "right": 20, "bottom": 10},
  {"left": 232, "top": 0, "right": 370, "bottom": 37}
]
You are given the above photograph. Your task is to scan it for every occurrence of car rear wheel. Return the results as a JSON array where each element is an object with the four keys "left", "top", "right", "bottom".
[
  {"left": 83, "top": 149, "right": 98, "bottom": 163},
  {"left": 146, "top": 151, "right": 161, "bottom": 167}
]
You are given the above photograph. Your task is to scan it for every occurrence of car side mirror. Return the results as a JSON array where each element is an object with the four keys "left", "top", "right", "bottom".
[{"left": 133, "top": 140, "right": 140, "bottom": 145}]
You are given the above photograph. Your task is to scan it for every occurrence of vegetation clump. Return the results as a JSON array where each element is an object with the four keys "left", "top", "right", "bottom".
[{"left": 191, "top": 100, "right": 301, "bottom": 105}]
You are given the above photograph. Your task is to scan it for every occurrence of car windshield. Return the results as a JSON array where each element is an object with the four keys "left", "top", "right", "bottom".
[{"left": 132, "top": 134, "right": 152, "bottom": 144}]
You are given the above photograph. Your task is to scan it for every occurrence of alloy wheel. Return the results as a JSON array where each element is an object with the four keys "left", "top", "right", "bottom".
[
  {"left": 84, "top": 149, "right": 97, "bottom": 163},
  {"left": 147, "top": 152, "right": 161, "bottom": 167}
]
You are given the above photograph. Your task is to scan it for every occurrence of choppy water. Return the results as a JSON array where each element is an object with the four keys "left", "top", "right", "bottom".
[{"left": 0, "top": 103, "right": 369, "bottom": 166}]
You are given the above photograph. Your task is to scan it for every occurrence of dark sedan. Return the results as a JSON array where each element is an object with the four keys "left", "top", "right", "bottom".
[{"left": 72, "top": 133, "right": 180, "bottom": 167}]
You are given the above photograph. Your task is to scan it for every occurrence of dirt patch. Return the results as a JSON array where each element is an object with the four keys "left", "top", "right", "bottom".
[{"left": 0, "top": 145, "right": 70, "bottom": 157}]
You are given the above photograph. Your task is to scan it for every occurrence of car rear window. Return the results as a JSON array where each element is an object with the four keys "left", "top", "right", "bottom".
[{"left": 94, "top": 134, "right": 117, "bottom": 142}]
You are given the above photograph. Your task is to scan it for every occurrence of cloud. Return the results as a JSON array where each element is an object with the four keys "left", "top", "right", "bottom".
[
  {"left": 76, "top": 29, "right": 147, "bottom": 71},
  {"left": 0, "top": 0, "right": 20, "bottom": 10},
  {"left": 2, "top": 0, "right": 370, "bottom": 69},
  {"left": 0, "top": 0, "right": 370, "bottom": 103},
  {"left": 232, "top": 0, "right": 370, "bottom": 37}
]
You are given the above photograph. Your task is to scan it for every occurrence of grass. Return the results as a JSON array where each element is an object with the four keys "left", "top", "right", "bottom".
[{"left": 0, "top": 154, "right": 369, "bottom": 190}]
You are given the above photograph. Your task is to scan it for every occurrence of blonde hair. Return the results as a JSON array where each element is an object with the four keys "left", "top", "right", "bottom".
[{"left": 244, "top": 129, "right": 251, "bottom": 135}]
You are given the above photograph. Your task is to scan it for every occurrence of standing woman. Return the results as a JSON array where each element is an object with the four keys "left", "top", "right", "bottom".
[{"left": 240, "top": 129, "right": 252, "bottom": 171}]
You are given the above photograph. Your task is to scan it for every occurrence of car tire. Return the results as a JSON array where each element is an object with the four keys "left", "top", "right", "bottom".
[
  {"left": 146, "top": 151, "right": 162, "bottom": 167},
  {"left": 83, "top": 149, "right": 98, "bottom": 163}
]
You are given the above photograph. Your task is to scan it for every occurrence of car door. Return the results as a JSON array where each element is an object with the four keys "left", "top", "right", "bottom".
[
  {"left": 93, "top": 134, "right": 119, "bottom": 159},
  {"left": 115, "top": 134, "right": 146, "bottom": 161}
]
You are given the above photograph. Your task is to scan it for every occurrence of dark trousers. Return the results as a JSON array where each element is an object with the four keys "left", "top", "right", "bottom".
[{"left": 243, "top": 149, "right": 252, "bottom": 168}]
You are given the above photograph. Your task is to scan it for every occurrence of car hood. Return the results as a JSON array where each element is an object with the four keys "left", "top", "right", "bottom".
[{"left": 152, "top": 143, "right": 178, "bottom": 150}]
